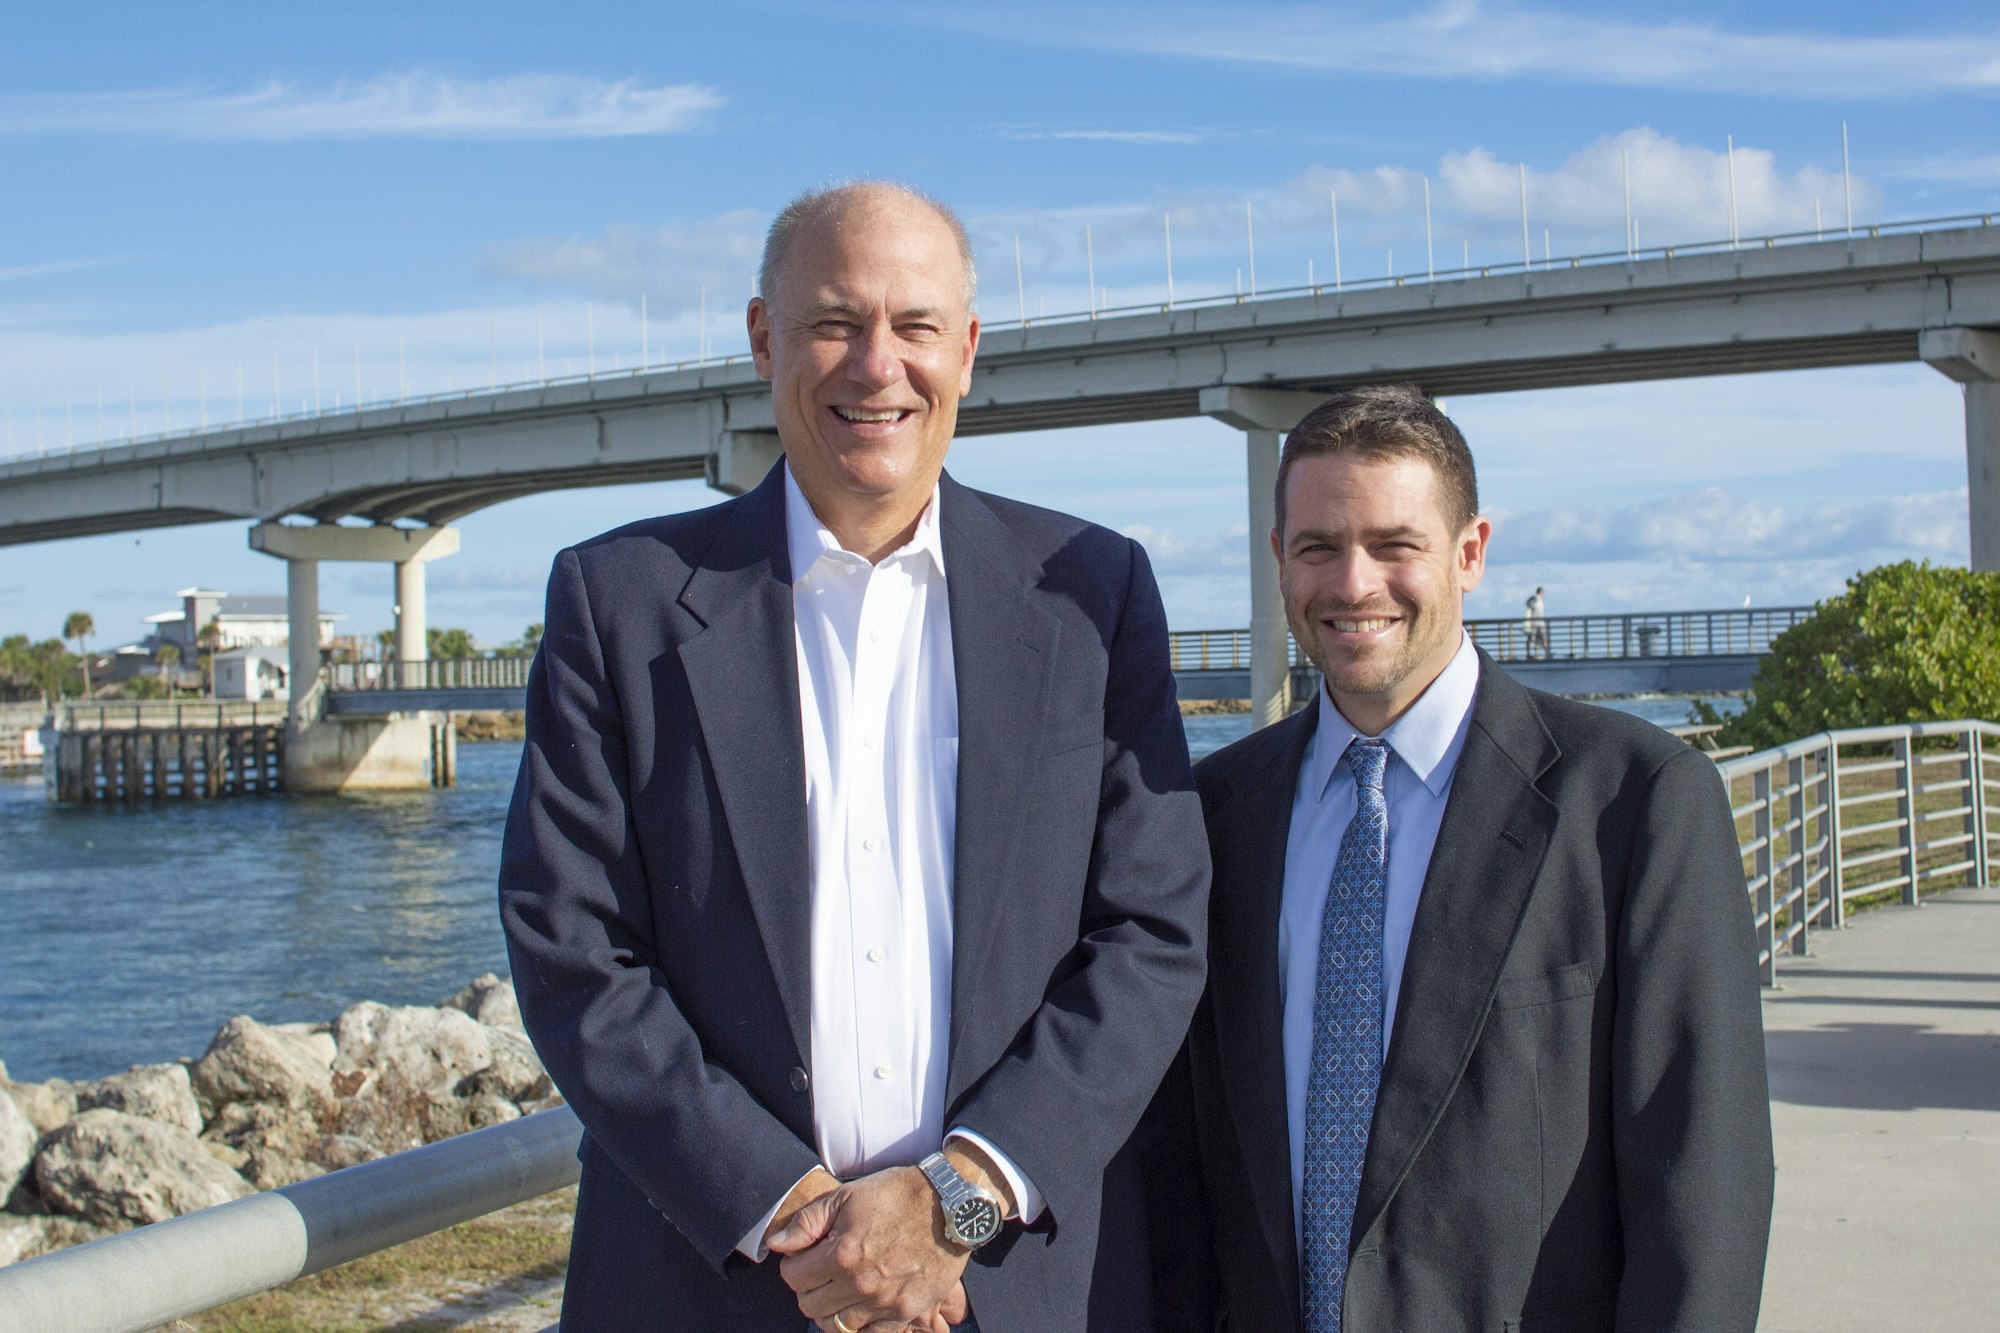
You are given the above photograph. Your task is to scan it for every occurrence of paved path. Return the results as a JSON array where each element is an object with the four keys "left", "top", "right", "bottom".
[{"left": 1759, "top": 887, "right": 2000, "bottom": 1332}]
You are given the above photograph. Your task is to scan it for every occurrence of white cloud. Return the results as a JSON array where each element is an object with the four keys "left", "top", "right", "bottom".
[
  {"left": 483, "top": 210, "right": 766, "bottom": 311},
  {"left": 0, "top": 72, "right": 724, "bottom": 141},
  {"left": 995, "top": 127, "right": 1222, "bottom": 146},
  {"left": 0, "top": 258, "right": 111, "bottom": 284},
  {"left": 943, "top": 2, "right": 2000, "bottom": 99},
  {"left": 1491, "top": 485, "right": 1969, "bottom": 565}
]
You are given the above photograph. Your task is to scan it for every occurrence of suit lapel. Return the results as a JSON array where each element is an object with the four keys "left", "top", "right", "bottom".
[
  {"left": 1351, "top": 654, "right": 1561, "bottom": 1245},
  {"left": 1210, "top": 707, "right": 1317, "bottom": 1315},
  {"left": 937, "top": 476, "right": 1061, "bottom": 1102},
  {"left": 676, "top": 463, "right": 816, "bottom": 1065}
]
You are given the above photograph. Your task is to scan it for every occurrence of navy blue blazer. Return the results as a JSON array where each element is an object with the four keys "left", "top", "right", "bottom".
[{"left": 500, "top": 463, "right": 1210, "bottom": 1331}]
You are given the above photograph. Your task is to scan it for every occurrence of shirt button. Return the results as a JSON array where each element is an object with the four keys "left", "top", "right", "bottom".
[
  {"left": 863, "top": 836, "right": 881, "bottom": 853},
  {"left": 873, "top": 1064, "right": 893, "bottom": 1080},
  {"left": 868, "top": 627, "right": 882, "bottom": 644},
  {"left": 861, "top": 734, "right": 877, "bottom": 751},
  {"left": 867, "top": 947, "right": 886, "bottom": 963}
]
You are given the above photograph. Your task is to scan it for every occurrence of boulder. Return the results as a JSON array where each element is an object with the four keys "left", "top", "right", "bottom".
[
  {"left": 472, "top": 1028, "right": 553, "bottom": 1104},
  {"left": 242, "top": 1150, "right": 324, "bottom": 1191},
  {"left": 191, "top": 1016, "right": 333, "bottom": 1115},
  {"left": 201, "top": 1101, "right": 321, "bottom": 1163},
  {"left": 77, "top": 1064, "right": 203, "bottom": 1135},
  {"left": 440, "top": 974, "right": 524, "bottom": 1032},
  {"left": 327, "top": 1002, "right": 501, "bottom": 1150},
  {"left": 0, "top": 1077, "right": 77, "bottom": 1136},
  {"left": 36, "top": 1109, "right": 252, "bottom": 1227},
  {"left": 0, "top": 1089, "right": 36, "bottom": 1205},
  {"left": 0, "top": 1214, "right": 35, "bottom": 1267},
  {"left": 310, "top": 1134, "right": 383, "bottom": 1172},
  {"left": 270, "top": 1023, "right": 338, "bottom": 1069}
]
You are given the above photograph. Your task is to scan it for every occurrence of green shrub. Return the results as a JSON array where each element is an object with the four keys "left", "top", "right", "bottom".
[{"left": 1713, "top": 561, "right": 2000, "bottom": 751}]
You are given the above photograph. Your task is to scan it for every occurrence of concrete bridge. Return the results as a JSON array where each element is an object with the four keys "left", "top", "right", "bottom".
[{"left": 5, "top": 215, "right": 1996, "bottom": 785}]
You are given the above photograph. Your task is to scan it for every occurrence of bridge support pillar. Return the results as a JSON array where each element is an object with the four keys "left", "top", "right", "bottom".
[
  {"left": 1201, "top": 387, "right": 1329, "bottom": 725},
  {"left": 706, "top": 431, "right": 785, "bottom": 497},
  {"left": 1920, "top": 327, "right": 2000, "bottom": 571},
  {"left": 249, "top": 522, "right": 462, "bottom": 790}
]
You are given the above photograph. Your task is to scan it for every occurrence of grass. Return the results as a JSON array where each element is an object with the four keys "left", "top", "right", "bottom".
[{"left": 161, "top": 1188, "right": 574, "bottom": 1333}]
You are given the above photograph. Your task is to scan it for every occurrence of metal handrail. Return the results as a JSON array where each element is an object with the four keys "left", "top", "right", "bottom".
[
  {"left": 0, "top": 1108, "right": 580, "bottom": 1332},
  {"left": 5, "top": 212, "right": 1994, "bottom": 466},
  {"left": 325, "top": 657, "right": 535, "bottom": 692},
  {"left": 1716, "top": 719, "right": 1998, "bottom": 985},
  {"left": 0, "top": 720, "right": 1989, "bottom": 1327}
]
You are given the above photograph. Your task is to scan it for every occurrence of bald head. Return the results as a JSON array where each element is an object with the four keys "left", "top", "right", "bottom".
[{"left": 759, "top": 181, "right": 978, "bottom": 314}]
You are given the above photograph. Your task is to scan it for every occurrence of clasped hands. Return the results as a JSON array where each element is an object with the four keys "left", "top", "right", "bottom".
[{"left": 766, "top": 1157, "right": 994, "bottom": 1333}]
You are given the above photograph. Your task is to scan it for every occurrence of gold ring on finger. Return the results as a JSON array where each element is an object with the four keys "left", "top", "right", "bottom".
[{"left": 831, "top": 1315, "right": 856, "bottom": 1333}]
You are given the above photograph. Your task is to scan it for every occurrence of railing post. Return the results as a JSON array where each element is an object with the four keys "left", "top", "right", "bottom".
[
  {"left": 1826, "top": 734, "right": 1847, "bottom": 927},
  {"left": 1893, "top": 731, "right": 1920, "bottom": 905},
  {"left": 1754, "top": 765, "right": 1777, "bottom": 985},
  {"left": 1788, "top": 752, "right": 1809, "bottom": 954},
  {"left": 1970, "top": 729, "right": 1990, "bottom": 890}
]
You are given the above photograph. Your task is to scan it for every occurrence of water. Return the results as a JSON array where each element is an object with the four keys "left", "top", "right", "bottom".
[{"left": 0, "top": 694, "right": 1733, "bottom": 1085}]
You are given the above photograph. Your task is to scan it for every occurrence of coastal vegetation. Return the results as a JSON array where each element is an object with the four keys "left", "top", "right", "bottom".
[{"left": 1707, "top": 561, "right": 2000, "bottom": 750}]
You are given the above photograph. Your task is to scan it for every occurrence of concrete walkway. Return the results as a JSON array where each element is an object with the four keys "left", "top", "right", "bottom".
[{"left": 1759, "top": 886, "right": 2000, "bottom": 1332}]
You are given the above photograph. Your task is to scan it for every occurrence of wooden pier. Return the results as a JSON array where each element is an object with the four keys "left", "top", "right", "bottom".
[{"left": 46, "top": 702, "right": 285, "bottom": 803}]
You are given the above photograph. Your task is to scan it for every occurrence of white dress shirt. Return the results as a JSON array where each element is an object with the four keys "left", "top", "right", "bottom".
[
  {"left": 1278, "top": 632, "right": 1479, "bottom": 1255},
  {"left": 735, "top": 464, "right": 1041, "bottom": 1258}
]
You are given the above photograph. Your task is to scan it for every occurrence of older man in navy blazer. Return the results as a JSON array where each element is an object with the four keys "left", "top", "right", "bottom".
[{"left": 499, "top": 182, "right": 1208, "bottom": 1332}]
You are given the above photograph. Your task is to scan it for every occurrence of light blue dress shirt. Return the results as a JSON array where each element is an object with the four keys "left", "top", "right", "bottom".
[{"left": 1279, "top": 632, "right": 1480, "bottom": 1256}]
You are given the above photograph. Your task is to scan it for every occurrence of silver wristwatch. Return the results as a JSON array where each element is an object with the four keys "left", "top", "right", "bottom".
[{"left": 918, "top": 1151, "right": 1005, "bottom": 1250}]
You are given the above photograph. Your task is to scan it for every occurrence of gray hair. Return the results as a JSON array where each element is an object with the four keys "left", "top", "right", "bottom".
[{"left": 758, "top": 181, "right": 978, "bottom": 313}]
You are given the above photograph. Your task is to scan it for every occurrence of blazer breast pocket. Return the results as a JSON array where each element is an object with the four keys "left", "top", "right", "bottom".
[
  {"left": 1491, "top": 960, "right": 1598, "bottom": 1012},
  {"left": 1040, "top": 711, "right": 1106, "bottom": 757}
]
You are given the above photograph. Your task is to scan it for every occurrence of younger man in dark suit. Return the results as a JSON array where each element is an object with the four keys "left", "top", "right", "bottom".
[{"left": 1156, "top": 385, "right": 1773, "bottom": 1331}]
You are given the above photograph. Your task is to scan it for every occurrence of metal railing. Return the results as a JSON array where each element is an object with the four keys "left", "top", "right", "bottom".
[
  {"left": 4, "top": 213, "right": 1993, "bottom": 467},
  {"left": 1168, "top": 606, "right": 1813, "bottom": 673},
  {"left": 1717, "top": 720, "right": 1997, "bottom": 986},
  {"left": 53, "top": 700, "right": 278, "bottom": 730},
  {"left": 0, "top": 1108, "right": 579, "bottom": 1333},
  {"left": 326, "top": 657, "right": 535, "bottom": 692},
  {"left": 0, "top": 719, "right": 1989, "bottom": 1328}
]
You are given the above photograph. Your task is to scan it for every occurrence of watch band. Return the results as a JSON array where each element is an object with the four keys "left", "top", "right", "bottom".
[{"left": 918, "top": 1151, "right": 1004, "bottom": 1250}]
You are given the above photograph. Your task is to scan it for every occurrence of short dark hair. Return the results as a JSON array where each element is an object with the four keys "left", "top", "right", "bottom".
[{"left": 1275, "top": 384, "right": 1480, "bottom": 536}]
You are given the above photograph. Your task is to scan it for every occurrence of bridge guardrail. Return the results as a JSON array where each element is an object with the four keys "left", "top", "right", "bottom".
[
  {"left": 1167, "top": 606, "right": 1814, "bottom": 673},
  {"left": 327, "top": 658, "right": 535, "bottom": 692},
  {"left": 2, "top": 718, "right": 1990, "bottom": 1327}
]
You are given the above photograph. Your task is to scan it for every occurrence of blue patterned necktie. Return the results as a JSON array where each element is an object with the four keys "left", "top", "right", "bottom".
[{"left": 1301, "top": 737, "right": 1391, "bottom": 1333}]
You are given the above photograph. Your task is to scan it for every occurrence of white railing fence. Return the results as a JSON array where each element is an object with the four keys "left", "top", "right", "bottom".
[{"left": 0, "top": 720, "right": 1990, "bottom": 1328}]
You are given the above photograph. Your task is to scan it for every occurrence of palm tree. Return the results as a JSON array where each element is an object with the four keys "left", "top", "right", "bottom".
[
  {"left": 156, "top": 643, "right": 182, "bottom": 693},
  {"left": 63, "top": 611, "right": 94, "bottom": 697},
  {"left": 196, "top": 616, "right": 223, "bottom": 698}
]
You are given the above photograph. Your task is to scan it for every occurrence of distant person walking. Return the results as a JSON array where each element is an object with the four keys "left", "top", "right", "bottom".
[{"left": 1524, "top": 586, "right": 1550, "bottom": 659}]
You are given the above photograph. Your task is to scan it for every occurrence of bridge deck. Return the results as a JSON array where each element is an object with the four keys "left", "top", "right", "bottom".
[{"left": 1759, "top": 887, "right": 2000, "bottom": 1331}]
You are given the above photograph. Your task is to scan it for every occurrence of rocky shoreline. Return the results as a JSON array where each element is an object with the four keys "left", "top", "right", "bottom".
[{"left": 0, "top": 974, "right": 558, "bottom": 1269}]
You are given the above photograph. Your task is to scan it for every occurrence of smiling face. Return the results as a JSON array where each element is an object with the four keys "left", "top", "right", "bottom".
[
  {"left": 748, "top": 189, "right": 978, "bottom": 553},
  {"left": 1274, "top": 451, "right": 1490, "bottom": 734}
]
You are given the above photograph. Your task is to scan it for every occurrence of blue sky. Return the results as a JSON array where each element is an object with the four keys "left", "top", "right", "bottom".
[{"left": 0, "top": 1, "right": 1994, "bottom": 650}]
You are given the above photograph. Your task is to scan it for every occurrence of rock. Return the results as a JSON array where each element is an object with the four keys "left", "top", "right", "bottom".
[
  {"left": 242, "top": 1150, "right": 323, "bottom": 1191},
  {"left": 0, "top": 1214, "right": 35, "bottom": 1267},
  {"left": 310, "top": 1133, "right": 383, "bottom": 1172},
  {"left": 270, "top": 1023, "right": 337, "bottom": 1068},
  {"left": 201, "top": 1101, "right": 321, "bottom": 1163},
  {"left": 77, "top": 1063, "right": 203, "bottom": 1135},
  {"left": 191, "top": 1016, "right": 333, "bottom": 1115},
  {"left": 440, "top": 974, "right": 524, "bottom": 1032},
  {"left": 1, "top": 1077, "right": 77, "bottom": 1136},
  {"left": 463, "top": 1095, "right": 522, "bottom": 1131},
  {"left": 0, "top": 1089, "right": 36, "bottom": 1205},
  {"left": 519, "top": 1092, "right": 568, "bottom": 1116},
  {"left": 200, "top": 1139, "right": 250, "bottom": 1173},
  {"left": 328, "top": 1002, "right": 500, "bottom": 1149},
  {"left": 36, "top": 1109, "right": 252, "bottom": 1227},
  {"left": 470, "top": 1029, "right": 553, "bottom": 1104}
]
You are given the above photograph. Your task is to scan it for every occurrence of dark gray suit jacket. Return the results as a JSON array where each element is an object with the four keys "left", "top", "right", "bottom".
[
  {"left": 499, "top": 464, "right": 1208, "bottom": 1332},
  {"left": 1153, "top": 654, "right": 1773, "bottom": 1332}
]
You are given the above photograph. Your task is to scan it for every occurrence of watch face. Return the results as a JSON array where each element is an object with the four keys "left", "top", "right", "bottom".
[{"left": 951, "top": 1196, "right": 1002, "bottom": 1248}]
